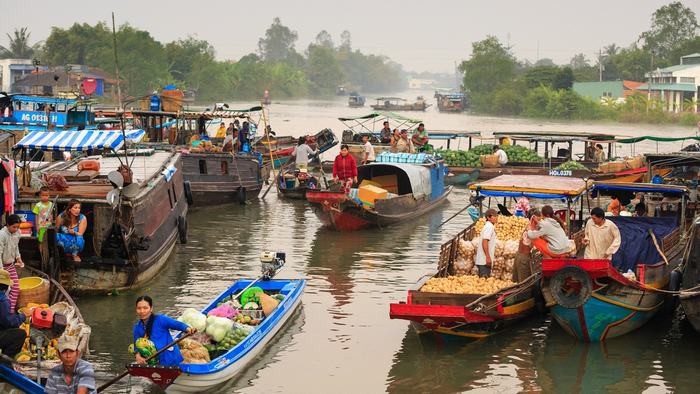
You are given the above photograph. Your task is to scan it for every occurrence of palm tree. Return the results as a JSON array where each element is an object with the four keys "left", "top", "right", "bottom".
[{"left": 0, "top": 27, "right": 40, "bottom": 59}]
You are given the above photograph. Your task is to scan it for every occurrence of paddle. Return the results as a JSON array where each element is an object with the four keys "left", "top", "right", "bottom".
[
  {"left": 648, "top": 228, "right": 669, "bottom": 265},
  {"left": 261, "top": 159, "right": 293, "bottom": 199},
  {"left": 96, "top": 332, "right": 193, "bottom": 393},
  {"left": 437, "top": 203, "right": 473, "bottom": 229}
]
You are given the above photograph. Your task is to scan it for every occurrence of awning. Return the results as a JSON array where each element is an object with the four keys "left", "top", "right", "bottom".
[
  {"left": 635, "top": 83, "right": 697, "bottom": 92},
  {"left": 14, "top": 130, "right": 130, "bottom": 151},
  {"left": 338, "top": 111, "right": 422, "bottom": 123},
  {"left": 11, "top": 95, "right": 80, "bottom": 105},
  {"left": 592, "top": 182, "right": 688, "bottom": 195},
  {"left": 616, "top": 135, "right": 700, "bottom": 144},
  {"left": 470, "top": 175, "right": 590, "bottom": 198}
]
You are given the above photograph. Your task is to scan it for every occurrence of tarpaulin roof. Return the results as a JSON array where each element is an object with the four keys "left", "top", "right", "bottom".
[
  {"left": 592, "top": 181, "right": 688, "bottom": 195},
  {"left": 610, "top": 216, "right": 678, "bottom": 272},
  {"left": 338, "top": 111, "right": 422, "bottom": 123},
  {"left": 358, "top": 163, "right": 432, "bottom": 199},
  {"left": 11, "top": 95, "right": 80, "bottom": 105},
  {"left": 470, "top": 175, "right": 590, "bottom": 198},
  {"left": 14, "top": 129, "right": 145, "bottom": 151},
  {"left": 616, "top": 135, "right": 700, "bottom": 144}
]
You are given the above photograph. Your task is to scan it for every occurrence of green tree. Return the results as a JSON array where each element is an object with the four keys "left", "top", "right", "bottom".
[
  {"left": 640, "top": 1, "right": 699, "bottom": 64},
  {"left": 534, "top": 58, "right": 555, "bottom": 67},
  {"left": 257, "top": 17, "right": 298, "bottom": 63},
  {"left": 306, "top": 44, "right": 343, "bottom": 94},
  {"left": 165, "top": 36, "right": 215, "bottom": 81},
  {"left": 569, "top": 53, "right": 590, "bottom": 70},
  {"left": 0, "top": 27, "right": 40, "bottom": 59},
  {"left": 459, "top": 36, "right": 517, "bottom": 108},
  {"left": 611, "top": 45, "right": 652, "bottom": 81},
  {"left": 340, "top": 30, "right": 352, "bottom": 51},
  {"left": 314, "top": 30, "right": 334, "bottom": 48},
  {"left": 42, "top": 23, "right": 111, "bottom": 66},
  {"left": 667, "top": 36, "right": 700, "bottom": 64}
]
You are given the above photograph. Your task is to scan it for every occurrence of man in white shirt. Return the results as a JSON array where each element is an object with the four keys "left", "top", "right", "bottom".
[
  {"left": 583, "top": 207, "right": 621, "bottom": 259},
  {"left": 475, "top": 209, "right": 499, "bottom": 278},
  {"left": 292, "top": 136, "right": 318, "bottom": 170},
  {"left": 493, "top": 145, "right": 508, "bottom": 165},
  {"left": 361, "top": 134, "right": 375, "bottom": 164}
]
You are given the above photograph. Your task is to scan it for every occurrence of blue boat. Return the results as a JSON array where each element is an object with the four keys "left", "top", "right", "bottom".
[
  {"left": 541, "top": 182, "right": 689, "bottom": 341},
  {"left": 0, "top": 364, "right": 44, "bottom": 394},
  {"left": 128, "top": 279, "right": 305, "bottom": 392}
]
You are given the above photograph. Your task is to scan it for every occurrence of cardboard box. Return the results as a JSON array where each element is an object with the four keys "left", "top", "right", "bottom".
[
  {"left": 358, "top": 185, "right": 388, "bottom": 208},
  {"left": 371, "top": 175, "right": 399, "bottom": 193},
  {"left": 359, "top": 179, "right": 381, "bottom": 188}
]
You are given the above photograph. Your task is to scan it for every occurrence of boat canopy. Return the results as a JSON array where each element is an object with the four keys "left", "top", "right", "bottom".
[
  {"left": 493, "top": 131, "right": 620, "bottom": 143},
  {"left": 14, "top": 129, "right": 145, "bottom": 151},
  {"left": 375, "top": 97, "right": 405, "bottom": 101},
  {"left": 11, "top": 95, "right": 80, "bottom": 105},
  {"left": 337, "top": 111, "right": 421, "bottom": 123},
  {"left": 359, "top": 163, "right": 432, "bottom": 199},
  {"left": 592, "top": 181, "right": 688, "bottom": 195},
  {"left": 616, "top": 135, "right": 700, "bottom": 144},
  {"left": 470, "top": 175, "right": 590, "bottom": 199}
]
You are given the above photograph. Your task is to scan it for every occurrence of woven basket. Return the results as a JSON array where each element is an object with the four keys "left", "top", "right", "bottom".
[
  {"left": 17, "top": 277, "right": 49, "bottom": 308},
  {"left": 481, "top": 154, "right": 499, "bottom": 168}
]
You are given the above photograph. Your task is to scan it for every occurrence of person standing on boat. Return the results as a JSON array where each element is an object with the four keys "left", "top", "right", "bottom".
[
  {"left": 411, "top": 123, "right": 429, "bottom": 151},
  {"left": 389, "top": 129, "right": 401, "bottom": 153},
  {"left": 293, "top": 136, "right": 318, "bottom": 170},
  {"left": 593, "top": 144, "right": 606, "bottom": 163},
  {"left": 475, "top": 209, "right": 499, "bottom": 278},
  {"left": 223, "top": 128, "right": 238, "bottom": 152},
  {"left": 0, "top": 269, "right": 26, "bottom": 361},
  {"left": 379, "top": 121, "right": 392, "bottom": 143},
  {"left": 493, "top": 145, "right": 508, "bottom": 166},
  {"left": 361, "top": 135, "right": 375, "bottom": 165},
  {"left": 44, "top": 336, "right": 96, "bottom": 394},
  {"left": 0, "top": 214, "right": 23, "bottom": 313},
  {"left": 332, "top": 144, "right": 358, "bottom": 191},
  {"left": 513, "top": 209, "right": 540, "bottom": 282},
  {"left": 215, "top": 122, "right": 227, "bottom": 138},
  {"left": 133, "top": 296, "right": 195, "bottom": 366},
  {"left": 583, "top": 207, "right": 621, "bottom": 260},
  {"left": 396, "top": 130, "right": 415, "bottom": 153},
  {"left": 56, "top": 200, "right": 87, "bottom": 263}
]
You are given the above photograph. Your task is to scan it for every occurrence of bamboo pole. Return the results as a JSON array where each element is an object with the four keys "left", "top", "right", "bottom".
[{"left": 260, "top": 104, "right": 280, "bottom": 199}]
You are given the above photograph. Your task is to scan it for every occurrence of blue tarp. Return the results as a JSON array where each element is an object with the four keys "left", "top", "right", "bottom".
[
  {"left": 12, "top": 95, "right": 78, "bottom": 105},
  {"left": 609, "top": 216, "right": 677, "bottom": 272}
]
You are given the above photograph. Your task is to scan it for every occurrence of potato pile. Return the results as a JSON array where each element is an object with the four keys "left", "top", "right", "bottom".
[
  {"left": 421, "top": 275, "right": 516, "bottom": 295},
  {"left": 455, "top": 238, "right": 520, "bottom": 281},
  {"left": 473, "top": 216, "right": 529, "bottom": 241}
]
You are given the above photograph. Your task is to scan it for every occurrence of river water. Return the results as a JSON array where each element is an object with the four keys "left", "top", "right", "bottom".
[{"left": 77, "top": 92, "right": 699, "bottom": 393}]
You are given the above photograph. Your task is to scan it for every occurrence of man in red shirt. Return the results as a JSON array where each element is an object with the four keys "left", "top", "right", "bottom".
[{"left": 332, "top": 144, "right": 358, "bottom": 191}]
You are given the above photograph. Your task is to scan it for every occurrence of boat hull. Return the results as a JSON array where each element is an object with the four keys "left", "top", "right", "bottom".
[
  {"left": 308, "top": 187, "right": 452, "bottom": 231},
  {"left": 182, "top": 152, "right": 262, "bottom": 205},
  {"left": 162, "top": 279, "right": 305, "bottom": 393}
]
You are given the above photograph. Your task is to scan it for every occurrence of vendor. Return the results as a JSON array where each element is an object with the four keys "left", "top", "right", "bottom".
[
  {"left": 493, "top": 145, "right": 508, "bottom": 166},
  {"left": 133, "top": 296, "right": 195, "bottom": 366},
  {"left": 583, "top": 207, "right": 621, "bottom": 260},
  {"left": 607, "top": 195, "right": 621, "bottom": 216},
  {"left": 56, "top": 199, "right": 87, "bottom": 262},
  {"left": 527, "top": 205, "right": 573, "bottom": 258},
  {"left": 411, "top": 123, "right": 429, "bottom": 151},
  {"left": 293, "top": 136, "right": 318, "bottom": 170},
  {"left": 0, "top": 269, "right": 27, "bottom": 360}
]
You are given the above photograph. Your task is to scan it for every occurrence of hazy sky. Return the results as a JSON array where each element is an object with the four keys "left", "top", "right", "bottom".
[{"left": 2, "top": 1, "right": 698, "bottom": 73}]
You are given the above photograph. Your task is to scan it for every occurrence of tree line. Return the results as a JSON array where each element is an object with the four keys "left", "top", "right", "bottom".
[
  {"left": 0, "top": 18, "right": 406, "bottom": 102},
  {"left": 459, "top": 1, "right": 700, "bottom": 125}
]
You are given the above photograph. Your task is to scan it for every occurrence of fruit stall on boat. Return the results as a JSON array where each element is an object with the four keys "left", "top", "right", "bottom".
[
  {"left": 390, "top": 175, "right": 591, "bottom": 340},
  {"left": 124, "top": 252, "right": 305, "bottom": 393},
  {"left": 370, "top": 96, "right": 429, "bottom": 112},
  {"left": 307, "top": 152, "right": 452, "bottom": 231},
  {"left": 541, "top": 181, "right": 691, "bottom": 342},
  {"left": 14, "top": 129, "right": 189, "bottom": 295},
  {"left": 0, "top": 266, "right": 90, "bottom": 388}
]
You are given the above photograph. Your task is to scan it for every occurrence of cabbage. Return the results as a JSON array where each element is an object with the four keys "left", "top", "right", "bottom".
[
  {"left": 205, "top": 315, "right": 234, "bottom": 342},
  {"left": 178, "top": 308, "right": 206, "bottom": 332}
]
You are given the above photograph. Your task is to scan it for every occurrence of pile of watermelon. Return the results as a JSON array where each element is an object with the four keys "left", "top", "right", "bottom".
[{"left": 435, "top": 144, "right": 543, "bottom": 167}]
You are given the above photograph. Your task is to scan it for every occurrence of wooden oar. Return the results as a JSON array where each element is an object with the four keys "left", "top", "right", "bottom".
[
  {"left": 437, "top": 203, "right": 472, "bottom": 229},
  {"left": 96, "top": 332, "right": 193, "bottom": 393},
  {"left": 648, "top": 229, "right": 669, "bottom": 265}
]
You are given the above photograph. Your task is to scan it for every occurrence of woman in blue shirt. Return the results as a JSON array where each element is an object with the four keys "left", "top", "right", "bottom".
[{"left": 133, "top": 296, "right": 195, "bottom": 366}]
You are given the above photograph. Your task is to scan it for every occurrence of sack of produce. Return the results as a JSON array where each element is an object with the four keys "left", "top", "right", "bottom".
[
  {"left": 259, "top": 293, "right": 280, "bottom": 317},
  {"left": 205, "top": 315, "right": 234, "bottom": 342},
  {"left": 207, "top": 303, "right": 239, "bottom": 319},
  {"left": 421, "top": 275, "right": 516, "bottom": 295},
  {"left": 128, "top": 337, "right": 158, "bottom": 365},
  {"left": 180, "top": 338, "right": 211, "bottom": 364},
  {"left": 178, "top": 308, "right": 207, "bottom": 332}
]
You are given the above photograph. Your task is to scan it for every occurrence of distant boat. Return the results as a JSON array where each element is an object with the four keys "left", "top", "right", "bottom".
[
  {"left": 348, "top": 92, "right": 365, "bottom": 108},
  {"left": 336, "top": 85, "right": 347, "bottom": 96},
  {"left": 370, "top": 96, "right": 430, "bottom": 112},
  {"left": 435, "top": 90, "right": 468, "bottom": 112},
  {"left": 262, "top": 90, "right": 271, "bottom": 105}
]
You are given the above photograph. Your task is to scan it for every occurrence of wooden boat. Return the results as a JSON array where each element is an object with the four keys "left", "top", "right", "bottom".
[
  {"left": 370, "top": 97, "right": 429, "bottom": 112},
  {"left": 390, "top": 175, "right": 591, "bottom": 339},
  {"left": 307, "top": 155, "right": 451, "bottom": 231},
  {"left": 435, "top": 91, "right": 468, "bottom": 112},
  {"left": 127, "top": 278, "right": 305, "bottom": 393},
  {"left": 0, "top": 266, "right": 91, "bottom": 391},
  {"left": 277, "top": 167, "right": 324, "bottom": 200},
  {"left": 444, "top": 169, "right": 479, "bottom": 186},
  {"left": 258, "top": 128, "right": 338, "bottom": 181},
  {"left": 14, "top": 129, "right": 189, "bottom": 295},
  {"left": 541, "top": 182, "right": 690, "bottom": 342},
  {"left": 348, "top": 93, "right": 365, "bottom": 108},
  {"left": 679, "top": 216, "right": 700, "bottom": 332},
  {"left": 0, "top": 94, "right": 94, "bottom": 131}
]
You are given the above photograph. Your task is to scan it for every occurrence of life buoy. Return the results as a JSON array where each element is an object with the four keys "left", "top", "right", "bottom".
[
  {"left": 549, "top": 265, "right": 592, "bottom": 309},
  {"left": 183, "top": 181, "right": 194, "bottom": 205},
  {"left": 177, "top": 216, "right": 187, "bottom": 244}
]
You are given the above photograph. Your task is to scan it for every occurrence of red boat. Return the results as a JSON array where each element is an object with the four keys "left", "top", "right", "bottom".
[{"left": 307, "top": 160, "right": 451, "bottom": 231}]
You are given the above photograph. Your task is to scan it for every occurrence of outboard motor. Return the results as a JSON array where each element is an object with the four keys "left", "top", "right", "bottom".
[{"left": 260, "top": 251, "right": 285, "bottom": 280}]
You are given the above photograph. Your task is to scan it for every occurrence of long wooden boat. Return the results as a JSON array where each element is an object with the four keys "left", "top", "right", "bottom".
[
  {"left": 370, "top": 97, "right": 429, "bottom": 112},
  {"left": 390, "top": 175, "right": 591, "bottom": 339},
  {"left": 541, "top": 182, "right": 689, "bottom": 342},
  {"left": 15, "top": 129, "right": 188, "bottom": 295},
  {"left": 0, "top": 364, "right": 43, "bottom": 393},
  {"left": 127, "top": 279, "right": 305, "bottom": 393},
  {"left": 679, "top": 216, "right": 700, "bottom": 332},
  {"left": 307, "top": 157, "right": 451, "bottom": 231}
]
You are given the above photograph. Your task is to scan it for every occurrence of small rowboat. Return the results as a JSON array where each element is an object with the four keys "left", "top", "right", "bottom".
[
  {"left": 0, "top": 364, "right": 43, "bottom": 394},
  {"left": 127, "top": 279, "right": 305, "bottom": 392}
]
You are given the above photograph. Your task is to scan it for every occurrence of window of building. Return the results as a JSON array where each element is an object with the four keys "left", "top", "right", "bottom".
[
  {"left": 680, "top": 77, "right": 695, "bottom": 84},
  {"left": 198, "top": 160, "right": 207, "bottom": 174},
  {"left": 602, "top": 91, "right": 612, "bottom": 97}
]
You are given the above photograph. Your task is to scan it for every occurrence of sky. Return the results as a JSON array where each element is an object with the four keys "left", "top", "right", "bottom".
[{"left": 2, "top": 0, "right": 698, "bottom": 74}]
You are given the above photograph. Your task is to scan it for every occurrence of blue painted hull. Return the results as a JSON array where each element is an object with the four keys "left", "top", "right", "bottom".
[
  {"left": 550, "top": 294, "right": 662, "bottom": 342},
  {"left": 0, "top": 364, "right": 44, "bottom": 394}
]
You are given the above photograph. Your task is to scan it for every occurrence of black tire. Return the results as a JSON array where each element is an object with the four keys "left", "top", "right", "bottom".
[
  {"left": 177, "top": 216, "right": 188, "bottom": 244},
  {"left": 549, "top": 265, "right": 593, "bottom": 309},
  {"left": 237, "top": 187, "right": 247, "bottom": 204},
  {"left": 183, "top": 181, "right": 194, "bottom": 206},
  {"left": 663, "top": 269, "right": 683, "bottom": 314}
]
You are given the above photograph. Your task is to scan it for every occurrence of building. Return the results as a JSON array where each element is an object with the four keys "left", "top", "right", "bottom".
[
  {"left": 638, "top": 53, "right": 700, "bottom": 113},
  {"left": 0, "top": 59, "right": 46, "bottom": 93},
  {"left": 573, "top": 80, "right": 646, "bottom": 102},
  {"left": 12, "top": 64, "right": 116, "bottom": 98}
]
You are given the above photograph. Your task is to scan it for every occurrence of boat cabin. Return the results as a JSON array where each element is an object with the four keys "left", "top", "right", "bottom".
[{"left": 0, "top": 94, "right": 94, "bottom": 130}]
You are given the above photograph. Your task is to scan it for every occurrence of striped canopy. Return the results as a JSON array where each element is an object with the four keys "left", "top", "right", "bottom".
[{"left": 14, "top": 129, "right": 145, "bottom": 151}]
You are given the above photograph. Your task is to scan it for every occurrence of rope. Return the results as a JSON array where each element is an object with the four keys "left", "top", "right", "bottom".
[{"left": 468, "top": 272, "right": 542, "bottom": 312}]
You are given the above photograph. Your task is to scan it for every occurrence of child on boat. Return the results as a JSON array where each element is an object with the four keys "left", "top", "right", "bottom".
[
  {"left": 0, "top": 214, "right": 24, "bottom": 313},
  {"left": 32, "top": 186, "right": 53, "bottom": 243}
]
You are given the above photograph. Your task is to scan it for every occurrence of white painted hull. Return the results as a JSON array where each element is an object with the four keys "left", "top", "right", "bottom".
[{"left": 166, "top": 292, "right": 303, "bottom": 393}]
